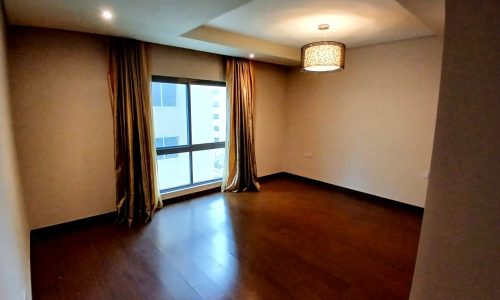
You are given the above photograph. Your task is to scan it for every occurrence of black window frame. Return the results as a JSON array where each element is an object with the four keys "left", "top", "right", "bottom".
[
  {"left": 163, "top": 136, "right": 179, "bottom": 159},
  {"left": 152, "top": 75, "right": 226, "bottom": 193}
]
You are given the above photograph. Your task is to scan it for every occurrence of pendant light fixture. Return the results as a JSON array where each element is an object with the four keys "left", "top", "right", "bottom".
[{"left": 301, "top": 24, "right": 345, "bottom": 72}]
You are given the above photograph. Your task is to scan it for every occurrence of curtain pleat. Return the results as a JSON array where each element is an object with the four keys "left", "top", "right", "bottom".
[
  {"left": 108, "top": 38, "right": 162, "bottom": 225},
  {"left": 222, "top": 58, "right": 260, "bottom": 192}
]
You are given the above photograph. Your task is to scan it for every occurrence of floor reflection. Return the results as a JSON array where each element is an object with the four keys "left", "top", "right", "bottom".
[
  {"left": 152, "top": 194, "right": 240, "bottom": 297},
  {"left": 31, "top": 178, "right": 424, "bottom": 299}
]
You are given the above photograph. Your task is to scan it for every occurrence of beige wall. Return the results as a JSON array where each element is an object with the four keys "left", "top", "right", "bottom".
[
  {"left": 253, "top": 62, "right": 286, "bottom": 176},
  {"left": 8, "top": 28, "right": 115, "bottom": 229},
  {"left": 410, "top": 1, "right": 500, "bottom": 299},
  {"left": 284, "top": 37, "right": 443, "bottom": 207},
  {"left": 8, "top": 27, "right": 287, "bottom": 228},
  {"left": 0, "top": 13, "right": 32, "bottom": 300},
  {"left": 147, "top": 43, "right": 225, "bottom": 81}
]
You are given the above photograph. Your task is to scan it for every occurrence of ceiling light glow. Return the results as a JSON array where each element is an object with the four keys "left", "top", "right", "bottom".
[
  {"left": 102, "top": 10, "right": 113, "bottom": 20},
  {"left": 249, "top": 53, "right": 255, "bottom": 58}
]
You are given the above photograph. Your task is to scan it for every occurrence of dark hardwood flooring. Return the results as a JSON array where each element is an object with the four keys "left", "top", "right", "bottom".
[{"left": 31, "top": 176, "right": 423, "bottom": 300}]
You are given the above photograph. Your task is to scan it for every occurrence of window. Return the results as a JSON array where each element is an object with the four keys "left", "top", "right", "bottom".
[
  {"left": 151, "top": 76, "right": 226, "bottom": 192},
  {"left": 152, "top": 84, "right": 162, "bottom": 106},
  {"left": 152, "top": 82, "right": 177, "bottom": 107},
  {"left": 155, "top": 137, "right": 179, "bottom": 160},
  {"left": 162, "top": 83, "right": 177, "bottom": 106},
  {"left": 155, "top": 138, "right": 165, "bottom": 160}
]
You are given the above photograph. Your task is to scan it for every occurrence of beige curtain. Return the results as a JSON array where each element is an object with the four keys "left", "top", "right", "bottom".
[
  {"left": 108, "top": 38, "right": 162, "bottom": 225},
  {"left": 222, "top": 58, "right": 260, "bottom": 192}
]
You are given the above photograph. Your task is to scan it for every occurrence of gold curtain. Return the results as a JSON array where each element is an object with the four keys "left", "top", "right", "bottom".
[
  {"left": 222, "top": 58, "right": 260, "bottom": 192},
  {"left": 108, "top": 38, "right": 162, "bottom": 225}
]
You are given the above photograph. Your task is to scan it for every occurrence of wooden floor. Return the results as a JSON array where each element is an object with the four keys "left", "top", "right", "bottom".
[{"left": 31, "top": 176, "right": 423, "bottom": 300}]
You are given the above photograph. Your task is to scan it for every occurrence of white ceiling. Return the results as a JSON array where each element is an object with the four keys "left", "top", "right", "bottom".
[
  {"left": 4, "top": 0, "right": 443, "bottom": 66},
  {"left": 207, "top": 0, "right": 434, "bottom": 48}
]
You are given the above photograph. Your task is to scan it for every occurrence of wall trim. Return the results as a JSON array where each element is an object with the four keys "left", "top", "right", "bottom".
[
  {"left": 259, "top": 172, "right": 288, "bottom": 182},
  {"left": 30, "top": 171, "right": 422, "bottom": 239},
  {"left": 275, "top": 172, "right": 424, "bottom": 213},
  {"left": 30, "top": 212, "right": 116, "bottom": 241}
]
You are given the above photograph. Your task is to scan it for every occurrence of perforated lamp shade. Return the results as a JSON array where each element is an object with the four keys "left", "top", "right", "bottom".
[{"left": 301, "top": 41, "right": 345, "bottom": 72}]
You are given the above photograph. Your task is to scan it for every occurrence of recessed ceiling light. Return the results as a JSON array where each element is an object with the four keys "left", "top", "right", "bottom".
[
  {"left": 249, "top": 53, "right": 255, "bottom": 58},
  {"left": 102, "top": 10, "right": 113, "bottom": 20}
]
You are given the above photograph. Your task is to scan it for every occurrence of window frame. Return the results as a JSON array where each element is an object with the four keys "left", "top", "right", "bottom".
[{"left": 151, "top": 75, "right": 226, "bottom": 193}]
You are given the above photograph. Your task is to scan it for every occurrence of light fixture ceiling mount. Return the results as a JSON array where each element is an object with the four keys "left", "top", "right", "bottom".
[{"left": 301, "top": 24, "right": 345, "bottom": 73}]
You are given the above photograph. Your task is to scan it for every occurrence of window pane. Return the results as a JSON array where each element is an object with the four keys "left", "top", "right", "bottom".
[
  {"left": 155, "top": 138, "right": 163, "bottom": 148},
  {"left": 190, "top": 85, "right": 226, "bottom": 144},
  {"left": 161, "top": 83, "right": 177, "bottom": 106},
  {"left": 193, "top": 149, "right": 225, "bottom": 183},
  {"left": 164, "top": 136, "right": 179, "bottom": 159},
  {"left": 163, "top": 136, "right": 179, "bottom": 147},
  {"left": 152, "top": 83, "right": 188, "bottom": 146},
  {"left": 157, "top": 152, "right": 190, "bottom": 190},
  {"left": 152, "top": 83, "right": 162, "bottom": 106}
]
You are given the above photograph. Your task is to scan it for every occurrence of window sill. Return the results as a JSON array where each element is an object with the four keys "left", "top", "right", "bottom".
[{"left": 160, "top": 181, "right": 221, "bottom": 201}]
